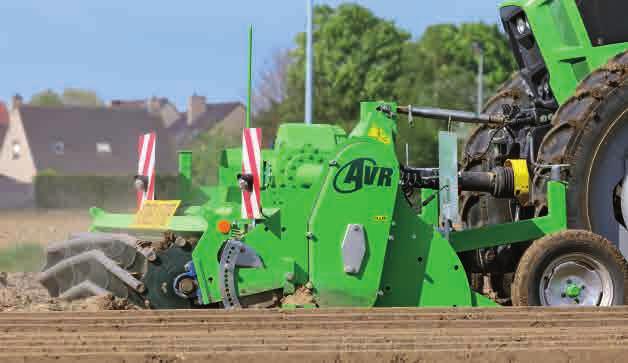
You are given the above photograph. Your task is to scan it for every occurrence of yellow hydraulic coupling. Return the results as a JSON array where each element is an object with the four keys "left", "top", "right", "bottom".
[{"left": 505, "top": 159, "right": 530, "bottom": 205}]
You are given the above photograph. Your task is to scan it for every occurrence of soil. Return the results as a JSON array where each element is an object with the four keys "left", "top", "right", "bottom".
[
  {"left": 0, "top": 272, "right": 137, "bottom": 312},
  {"left": 0, "top": 209, "right": 91, "bottom": 247},
  {"left": 2, "top": 211, "right": 628, "bottom": 362},
  {"left": 2, "top": 307, "right": 628, "bottom": 362},
  {"left": 281, "top": 286, "right": 316, "bottom": 306}
]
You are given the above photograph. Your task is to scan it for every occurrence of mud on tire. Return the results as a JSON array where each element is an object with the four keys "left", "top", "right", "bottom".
[{"left": 534, "top": 51, "right": 628, "bottom": 245}]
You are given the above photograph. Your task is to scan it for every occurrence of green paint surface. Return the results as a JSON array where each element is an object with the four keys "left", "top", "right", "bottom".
[{"left": 500, "top": 0, "right": 628, "bottom": 105}]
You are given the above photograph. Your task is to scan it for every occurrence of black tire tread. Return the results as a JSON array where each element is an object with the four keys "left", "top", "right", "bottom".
[{"left": 533, "top": 51, "right": 628, "bottom": 223}]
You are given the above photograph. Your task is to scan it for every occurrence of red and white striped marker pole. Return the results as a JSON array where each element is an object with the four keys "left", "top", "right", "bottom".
[
  {"left": 137, "top": 132, "right": 156, "bottom": 209},
  {"left": 240, "top": 128, "right": 262, "bottom": 219}
]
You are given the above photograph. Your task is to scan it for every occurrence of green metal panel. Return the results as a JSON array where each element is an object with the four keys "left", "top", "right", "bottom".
[
  {"left": 271, "top": 123, "right": 347, "bottom": 189},
  {"left": 193, "top": 176, "right": 327, "bottom": 304},
  {"left": 376, "top": 192, "right": 491, "bottom": 307},
  {"left": 89, "top": 207, "right": 208, "bottom": 233},
  {"left": 438, "top": 132, "right": 459, "bottom": 230},
  {"left": 350, "top": 101, "right": 398, "bottom": 141},
  {"left": 450, "top": 181, "right": 567, "bottom": 252},
  {"left": 177, "top": 150, "right": 192, "bottom": 205},
  {"left": 500, "top": 0, "right": 628, "bottom": 104},
  {"left": 192, "top": 123, "right": 347, "bottom": 304},
  {"left": 308, "top": 137, "right": 399, "bottom": 307}
]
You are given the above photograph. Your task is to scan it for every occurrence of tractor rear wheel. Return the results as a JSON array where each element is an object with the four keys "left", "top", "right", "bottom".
[
  {"left": 534, "top": 51, "right": 628, "bottom": 246},
  {"left": 460, "top": 73, "right": 532, "bottom": 295},
  {"left": 512, "top": 230, "right": 628, "bottom": 306}
]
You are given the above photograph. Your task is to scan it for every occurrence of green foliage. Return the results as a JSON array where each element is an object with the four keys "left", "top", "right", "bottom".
[
  {"left": 397, "top": 22, "right": 516, "bottom": 108},
  {"left": 37, "top": 169, "right": 59, "bottom": 176},
  {"left": 254, "top": 101, "right": 285, "bottom": 147},
  {"left": 29, "top": 88, "right": 105, "bottom": 107},
  {"left": 29, "top": 89, "right": 63, "bottom": 107},
  {"left": 395, "top": 22, "right": 517, "bottom": 166},
  {"left": 0, "top": 243, "right": 44, "bottom": 272},
  {"left": 190, "top": 132, "right": 239, "bottom": 186},
  {"left": 281, "top": 4, "right": 410, "bottom": 123},
  {"left": 254, "top": 5, "right": 516, "bottom": 167},
  {"left": 62, "top": 88, "right": 105, "bottom": 107}
]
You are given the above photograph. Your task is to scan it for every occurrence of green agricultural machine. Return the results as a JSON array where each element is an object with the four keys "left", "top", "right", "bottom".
[
  {"left": 39, "top": 0, "right": 628, "bottom": 308},
  {"left": 39, "top": 102, "right": 627, "bottom": 308}
]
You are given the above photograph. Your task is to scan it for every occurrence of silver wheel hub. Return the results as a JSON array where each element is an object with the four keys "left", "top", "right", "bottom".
[{"left": 540, "top": 253, "right": 614, "bottom": 306}]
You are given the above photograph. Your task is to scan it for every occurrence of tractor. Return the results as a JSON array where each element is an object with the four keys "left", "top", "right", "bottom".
[
  {"left": 39, "top": 0, "right": 628, "bottom": 308},
  {"left": 456, "top": 0, "right": 628, "bottom": 302}
]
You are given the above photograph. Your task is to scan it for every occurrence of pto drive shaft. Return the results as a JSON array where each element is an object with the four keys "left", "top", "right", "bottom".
[{"left": 401, "top": 166, "right": 516, "bottom": 198}]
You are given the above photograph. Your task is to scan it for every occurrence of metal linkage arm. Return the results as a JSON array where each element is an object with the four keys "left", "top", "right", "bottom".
[{"left": 397, "top": 106, "right": 506, "bottom": 126}]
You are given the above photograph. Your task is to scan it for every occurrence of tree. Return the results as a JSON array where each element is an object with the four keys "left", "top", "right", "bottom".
[
  {"left": 190, "top": 130, "right": 239, "bottom": 186},
  {"left": 29, "top": 89, "right": 63, "bottom": 107},
  {"left": 394, "top": 22, "right": 517, "bottom": 166},
  {"left": 62, "top": 88, "right": 104, "bottom": 107},
  {"left": 253, "top": 49, "right": 291, "bottom": 115},
  {"left": 29, "top": 88, "right": 105, "bottom": 107},
  {"left": 204, "top": 7, "right": 518, "bottom": 170},
  {"left": 397, "top": 23, "right": 516, "bottom": 109},
  {"left": 281, "top": 4, "right": 410, "bottom": 124}
]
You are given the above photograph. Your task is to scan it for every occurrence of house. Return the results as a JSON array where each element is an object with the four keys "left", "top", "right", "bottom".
[
  {"left": 0, "top": 93, "right": 244, "bottom": 208},
  {"left": 109, "top": 96, "right": 181, "bottom": 129},
  {"left": 0, "top": 95, "right": 178, "bottom": 196},
  {"left": 109, "top": 95, "right": 246, "bottom": 147},
  {"left": 168, "top": 95, "right": 245, "bottom": 147},
  {"left": 0, "top": 101, "right": 9, "bottom": 150}
]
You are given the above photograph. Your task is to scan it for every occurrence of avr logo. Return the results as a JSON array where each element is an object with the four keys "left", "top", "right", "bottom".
[{"left": 333, "top": 158, "right": 394, "bottom": 193}]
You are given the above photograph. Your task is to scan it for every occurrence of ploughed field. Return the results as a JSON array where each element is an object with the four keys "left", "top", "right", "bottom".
[
  {"left": 0, "top": 209, "right": 91, "bottom": 248},
  {"left": 1, "top": 307, "right": 628, "bottom": 362},
  {"left": 2, "top": 211, "right": 628, "bottom": 362}
]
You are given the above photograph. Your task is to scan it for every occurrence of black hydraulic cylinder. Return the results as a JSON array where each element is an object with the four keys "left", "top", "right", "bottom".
[{"left": 397, "top": 106, "right": 506, "bottom": 125}]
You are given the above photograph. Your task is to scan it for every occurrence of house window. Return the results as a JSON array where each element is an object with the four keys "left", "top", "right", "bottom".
[
  {"left": 11, "top": 141, "right": 20, "bottom": 160},
  {"left": 53, "top": 141, "right": 64, "bottom": 155},
  {"left": 96, "top": 142, "right": 111, "bottom": 153}
]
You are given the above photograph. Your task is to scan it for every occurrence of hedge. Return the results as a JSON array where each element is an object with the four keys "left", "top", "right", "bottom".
[{"left": 34, "top": 175, "right": 179, "bottom": 211}]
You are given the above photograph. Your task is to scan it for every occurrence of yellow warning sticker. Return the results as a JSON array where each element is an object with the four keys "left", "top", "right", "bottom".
[
  {"left": 132, "top": 200, "right": 181, "bottom": 229},
  {"left": 374, "top": 215, "right": 387, "bottom": 222},
  {"left": 367, "top": 127, "right": 391, "bottom": 144}
]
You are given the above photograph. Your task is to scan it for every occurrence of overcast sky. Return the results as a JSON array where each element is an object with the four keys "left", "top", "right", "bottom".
[{"left": 0, "top": 1, "right": 501, "bottom": 109}]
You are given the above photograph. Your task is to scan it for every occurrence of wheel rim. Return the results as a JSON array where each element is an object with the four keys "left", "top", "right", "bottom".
[{"left": 539, "top": 253, "right": 614, "bottom": 306}]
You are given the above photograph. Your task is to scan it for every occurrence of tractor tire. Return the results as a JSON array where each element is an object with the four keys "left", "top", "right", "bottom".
[
  {"left": 460, "top": 73, "right": 532, "bottom": 294},
  {"left": 461, "top": 72, "right": 533, "bottom": 231},
  {"left": 512, "top": 230, "right": 628, "bottom": 306},
  {"left": 534, "top": 51, "right": 628, "bottom": 246}
]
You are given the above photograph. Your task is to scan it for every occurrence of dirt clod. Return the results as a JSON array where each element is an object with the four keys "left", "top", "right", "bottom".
[{"left": 281, "top": 286, "right": 316, "bottom": 306}]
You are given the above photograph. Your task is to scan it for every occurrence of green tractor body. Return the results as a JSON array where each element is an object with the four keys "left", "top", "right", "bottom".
[
  {"left": 454, "top": 0, "right": 628, "bottom": 302},
  {"left": 500, "top": 0, "right": 628, "bottom": 106}
]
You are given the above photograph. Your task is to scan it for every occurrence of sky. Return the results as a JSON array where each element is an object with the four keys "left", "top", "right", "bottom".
[{"left": 0, "top": 1, "right": 501, "bottom": 109}]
